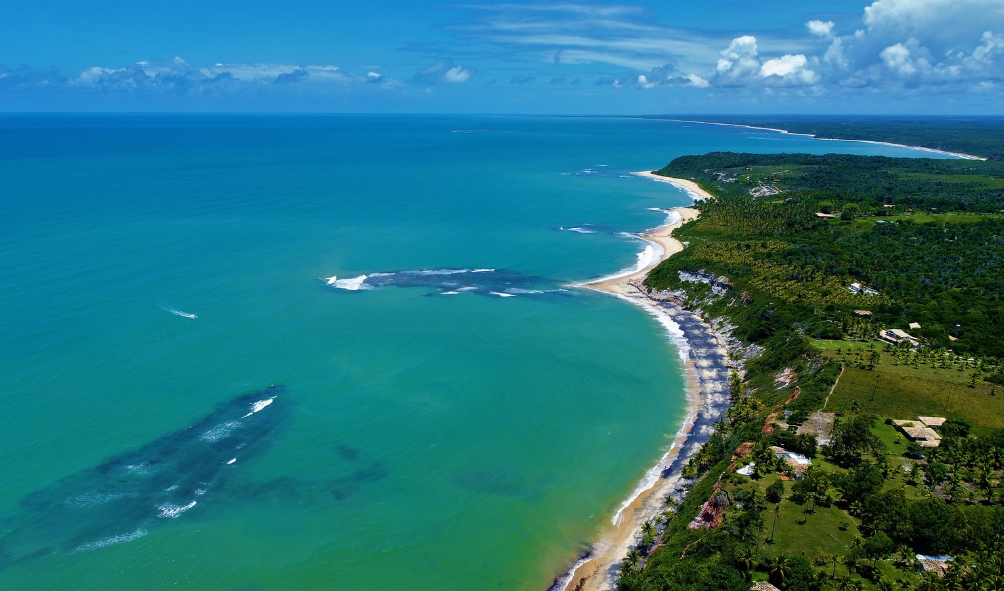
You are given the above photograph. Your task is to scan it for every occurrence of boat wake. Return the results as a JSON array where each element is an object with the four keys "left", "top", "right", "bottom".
[{"left": 160, "top": 305, "right": 197, "bottom": 319}]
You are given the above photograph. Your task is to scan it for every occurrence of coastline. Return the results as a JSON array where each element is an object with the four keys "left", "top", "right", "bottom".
[
  {"left": 647, "top": 118, "right": 987, "bottom": 161},
  {"left": 555, "top": 176, "right": 731, "bottom": 591}
]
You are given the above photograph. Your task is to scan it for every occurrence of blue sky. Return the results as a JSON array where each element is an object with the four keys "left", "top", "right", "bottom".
[{"left": 1, "top": 0, "right": 1002, "bottom": 113}]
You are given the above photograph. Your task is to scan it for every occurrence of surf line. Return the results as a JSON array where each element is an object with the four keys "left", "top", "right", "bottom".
[
  {"left": 160, "top": 305, "right": 198, "bottom": 319},
  {"left": 556, "top": 177, "right": 713, "bottom": 591}
]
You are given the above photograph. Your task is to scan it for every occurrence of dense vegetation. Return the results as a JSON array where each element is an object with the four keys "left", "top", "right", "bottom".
[
  {"left": 616, "top": 153, "right": 1004, "bottom": 591},
  {"left": 667, "top": 116, "right": 1004, "bottom": 161},
  {"left": 653, "top": 153, "right": 1004, "bottom": 357}
]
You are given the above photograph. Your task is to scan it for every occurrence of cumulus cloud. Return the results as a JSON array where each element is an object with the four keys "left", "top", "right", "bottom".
[
  {"left": 412, "top": 62, "right": 474, "bottom": 84},
  {"left": 806, "top": 20, "right": 835, "bottom": 37},
  {"left": 711, "top": 36, "right": 818, "bottom": 87},
  {"left": 828, "top": 0, "right": 1004, "bottom": 89}
]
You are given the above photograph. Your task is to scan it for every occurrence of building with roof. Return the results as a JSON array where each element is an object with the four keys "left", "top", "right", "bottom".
[
  {"left": 879, "top": 328, "right": 920, "bottom": 347},
  {"left": 900, "top": 426, "right": 942, "bottom": 447}
]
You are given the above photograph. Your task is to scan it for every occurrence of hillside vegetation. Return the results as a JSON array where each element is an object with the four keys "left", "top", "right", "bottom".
[{"left": 616, "top": 153, "right": 1004, "bottom": 591}]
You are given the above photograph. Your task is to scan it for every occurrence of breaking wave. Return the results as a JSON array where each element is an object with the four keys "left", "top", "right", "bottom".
[
  {"left": 322, "top": 268, "right": 572, "bottom": 299},
  {"left": 157, "top": 501, "right": 197, "bottom": 519},
  {"left": 73, "top": 529, "right": 148, "bottom": 553}
]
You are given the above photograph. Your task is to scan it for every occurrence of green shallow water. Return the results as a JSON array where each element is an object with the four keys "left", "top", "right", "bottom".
[{"left": 0, "top": 115, "right": 948, "bottom": 590}]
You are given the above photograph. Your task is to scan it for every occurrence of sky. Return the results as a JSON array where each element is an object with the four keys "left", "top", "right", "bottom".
[{"left": 1, "top": 0, "right": 1002, "bottom": 113}]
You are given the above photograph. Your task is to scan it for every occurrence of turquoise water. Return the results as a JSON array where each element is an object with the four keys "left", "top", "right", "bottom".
[{"left": 0, "top": 115, "right": 947, "bottom": 590}]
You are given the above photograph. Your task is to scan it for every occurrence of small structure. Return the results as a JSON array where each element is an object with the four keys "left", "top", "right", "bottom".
[
  {"left": 901, "top": 426, "right": 942, "bottom": 447},
  {"left": 848, "top": 282, "right": 880, "bottom": 296},
  {"left": 909, "top": 322, "right": 922, "bottom": 330},
  {"left": 917, "top": 416, "right": 947, "bottom": 427},
  {"left": 916, "top": 555, "right": 953, "bottom": 577},
  {"left": 879, "top": 328, "right": 920, "bottom": 347},
  {"left": 771, "top": 446, "right": 812, "bottom": 477},
  {"left": 853, "top": 309, "right": 873, "bottom": 318},
  {"left": 815, "top": 212, "right": 836, "bottom": 219},
  {"left": 751, "top": 582, "right": 782, "bottom": 591}
]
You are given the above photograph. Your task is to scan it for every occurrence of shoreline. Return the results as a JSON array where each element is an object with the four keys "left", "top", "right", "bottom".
[
  {"left": 554, "top": 177, "right": 731, "bottom": 591},
  {"left": 655, "top": 118, "right": 986, "bottom": 161}
]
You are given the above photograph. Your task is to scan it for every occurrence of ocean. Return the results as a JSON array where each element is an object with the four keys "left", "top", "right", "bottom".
[{"left": 0, "top": 115, "right": 948, "bottom": 590}]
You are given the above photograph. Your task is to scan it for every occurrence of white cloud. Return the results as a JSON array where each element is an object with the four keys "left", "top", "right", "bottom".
[
  {"left": 443, "top": 65, "right": 472, "bottom": 83},
  {"left": 710, "top": 36, "right": 818, "bottom": 87},
  {"left": 412, "top": 62, "right": 475, "bottom": 84},
  {"left": 879, "top": 43, "right": 917, "bottom": 75},
  {"left": 720, "top": 35, "right": 758, "bottom": 61},
  {"left": 806, "top": 20, "right": 835, "bottom": 37},
  {"left": 823, "top": 37, "right": 847, "bottom": 68},
  {"left": 761, "top": 54, "right": 806, "bottom": 77},
  {"left": 686, "top": 73, "right": 710, "bottom": 88}
]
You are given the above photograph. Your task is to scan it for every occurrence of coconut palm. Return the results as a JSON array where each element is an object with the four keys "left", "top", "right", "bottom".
[
  {"left": 733, "top": 547, "right": 756, "bottom": 580},
  {"left": 766, "top": 554, "right": 792, "bottom": 586}
]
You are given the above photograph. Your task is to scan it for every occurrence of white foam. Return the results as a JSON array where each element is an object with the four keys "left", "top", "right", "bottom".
[
  {"left": 125, "top": 462, "right": 156, "bottom": 475},
  {"left": 157, "top": 501, "right": 196, "bottom": 518},
  {"left": 472, "top": 268, "right": 494, "bottom": 273},
  {"left": 200, "top": 421, "right": 240, "bottom": 443},
  {"left": 561, "top": 226, "right": 597, "bottom": 234},
  {"left": 553, "top": 552, "right": 599, "bottom": 591},
  {"left": 411, "top": 269, "right": 469, "bottom": 276},
  {"left": 601, "top": 294, "right": 693, "bottom": 527},
  {"left": 226, "top": 458, "right": 236, "bottom": 465},
  {"left": 456, "top": 286, "right": 479, "bottom": 292},
  {"left": 489, "top": 291, "right": 516, "bottom": 297},
  {"left": 647, "top": 208, "right": 682, "bottom": 228},
  {"left": 590, "top": 239, "right": 664, "bottom": 284},
  {"left": 504, "top": 288, "right": 543, "bottom": 294},
  {"left": 72, "top": 529, "right": 148, "bottom": 553},
  {"left": 242, "top": 397, "right": 274, "bottom": 418},
  {"left": 195, "top": 488, "right": 207, "bottom": 496},
  {"left": 326, "top": 275, "right": 371, "bottom": 290},
  {"left": 441, "top": 291, "right": 460, "bottom": 295},
  {"left": 64, "top": 492, "right": 128, "bottom": 508}
]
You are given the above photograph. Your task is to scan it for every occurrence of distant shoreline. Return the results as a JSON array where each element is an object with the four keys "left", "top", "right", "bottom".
[
  {"left": 652, "top": 118, "right": 987, "bottom": 161},
  {"left": 556, "top": 177, "right": 730, "bottom": 591}
]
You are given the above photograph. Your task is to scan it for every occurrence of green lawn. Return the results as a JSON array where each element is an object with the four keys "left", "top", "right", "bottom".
[
  {"left": 818, "top": 351, "right": 1004, "bottom": 429},
  {"left": 726, "top": 461, "right": 919, "bottom": 589}
]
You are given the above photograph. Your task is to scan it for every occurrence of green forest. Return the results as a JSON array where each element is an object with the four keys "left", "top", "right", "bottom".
[{"left": 616, "top": 153, "right": 1004, "bottom": 591}]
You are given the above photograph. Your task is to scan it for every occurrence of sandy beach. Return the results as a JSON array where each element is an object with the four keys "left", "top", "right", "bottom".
[{"left": 556, "top": 175, "right": 732, "bottom": 591}]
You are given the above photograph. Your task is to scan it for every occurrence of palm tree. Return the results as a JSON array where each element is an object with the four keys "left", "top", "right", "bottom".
[
  {"left": 832, "top": 575, "right": 860, "bottom": 591},
  {"left": 733, "top": 547, "right": 756, "bottom": 581},
  {"left": 768, "top": 504, "right": 780, "bottom": 543},
  {"left": 622, "top": 549, "right": 642, "bottom": 571},
  {"left": 640, "top": 521, "right": 656, "bottom": 537},
  {"left": 766, "top": 554, "right": 792, "bottom": 586}
]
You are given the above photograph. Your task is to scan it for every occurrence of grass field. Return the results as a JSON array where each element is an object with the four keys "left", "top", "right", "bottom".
[
  {"left": 807, "top": 343, "right": 1004, "bottom": 430},
  {"left": 725, "top": 467, "right": 918, "bottom": 590}
]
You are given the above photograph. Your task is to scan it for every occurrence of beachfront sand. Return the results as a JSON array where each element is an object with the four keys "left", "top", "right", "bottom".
[{"left": 557, "top": 176, "right": 731, "bottom": 591}]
